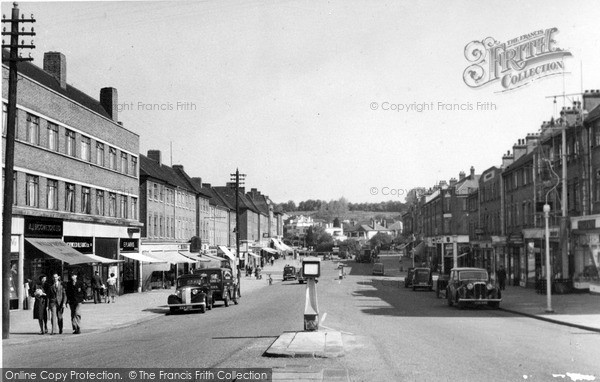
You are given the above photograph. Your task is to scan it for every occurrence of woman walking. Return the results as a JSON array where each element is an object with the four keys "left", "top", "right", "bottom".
[
  {"left": 106, "top": 273, "right": 117, "bottom": 303},
  {"left": 30, "top": 275, "right": 48, "bottom": 334}
]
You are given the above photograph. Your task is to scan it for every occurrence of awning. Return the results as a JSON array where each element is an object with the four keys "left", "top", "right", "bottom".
[
  {"left": 261, "top": 247, "right": 278, "bottom": 254},
  {"left": 144, "top": 251, "right": 196, "bottom": 264},
  {"left": 120, "top": 252, "right": 168, "bottom": 263},
  {"left": 271, "top": 238, "right": 285, "bottom": 251},
  {"left": 203, "top": 253, "right": 226, "bottom": 262},
  {"left": 217, "top": 246, "right": 236, "bottom": 262},
  {"left": 179, "top": 251, "right": 212, "bottom": 262},
  {"left": 247, "top": 252, "right": 261, "bottom": 258},
  {"left": 25, "top": 238, "right": 98, "bottom": 265},
  {"left": 85, "top": 254, "right": 124, "bottom": 264}
]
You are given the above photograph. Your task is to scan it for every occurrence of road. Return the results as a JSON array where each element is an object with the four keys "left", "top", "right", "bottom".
[{"left": 4, "top": 253, "right": 600, "bottom": 381}]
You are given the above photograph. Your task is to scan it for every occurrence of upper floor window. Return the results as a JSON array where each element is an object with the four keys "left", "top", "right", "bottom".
[
  {"left": 108, "top": 193, "right": 117, "bottom": 217},
  {"left": 131, "top": 156, "right": 138, "bottom": 177},
  {"left": 119, "top": 195, "right": 128, "bottom": 218},
  {"left": 96, "top": 190, "right": 105, "bottom": 215},
  {"left": 26, "top": 174, "right": 39, "bottom": 207},
  {"left": 47, "top": 179, "right": 58, "bottom": 210},
  {"left": 131, "top": 197, "right": 137, "bottom": 220},
  {"left": 47, "top": 123, "right": 59, "bottom": 151},
  {"left": 109, "top": 147, "right": 117, "bottom": 170},
  {"left": 121, "top": 153, "right": 128, "bottom": 175},
  {"left": 65, "top": 129, "right": 76, "bottom": 157},
  {"left": 81, "top": 187, "right": 91, "bottom": 214},
  {"left": 96, "top": 142, "right": 105, "bottom": 166},
  {"left": 2, "top": 103, "right": 7, "bottom": 135},
  {"left": 80, "top": 136, "right": 91, "bottom": 162},
  {"left": 65, "top": 183, "right": 76, "bottom": 212},
  {"left": 26, "top": 114, "right": 39, "bottom": 145}
]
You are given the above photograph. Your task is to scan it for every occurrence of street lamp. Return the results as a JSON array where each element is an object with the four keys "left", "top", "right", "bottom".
[{"left": 543, "top": 203, "right": 553, "bottom": 313}]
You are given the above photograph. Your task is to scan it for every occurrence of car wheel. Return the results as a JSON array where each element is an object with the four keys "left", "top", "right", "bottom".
[
  {"left": 447, "top": 289, "right": 453, "bottom": 306},
  {"left": 224, "top": 292, "right": 230, "bottom": 307}
]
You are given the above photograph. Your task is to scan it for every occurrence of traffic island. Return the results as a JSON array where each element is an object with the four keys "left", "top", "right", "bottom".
[{"left": 265, "top": 330, "right": 345, "bottom": 358}]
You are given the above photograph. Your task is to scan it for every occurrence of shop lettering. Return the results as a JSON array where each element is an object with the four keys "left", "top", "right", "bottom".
[{"left": 579, "top": 220, "right": 596, "bottom": 229}]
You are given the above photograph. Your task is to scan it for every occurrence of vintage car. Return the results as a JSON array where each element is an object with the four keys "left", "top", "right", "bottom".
[
  {"left": 283, "top": 265, "right": 297, "bottom": 281},
  {"left": 372, "top": 262, "right": 384, "bottom": 276},
  {"left": 167, "top": 274, "right": 213, "bottom": 314},
  {"left": 411, "top": 267, "right": 433, "bottom": 291},
  {"left": 446, "top": 267, "right": 502, "bottom": 308},
  {"left": 193, "top": 267, "right": 237, "bottom": 307},
  {"left": 404, "top": 267, "right": 415, "bottom": 288}
]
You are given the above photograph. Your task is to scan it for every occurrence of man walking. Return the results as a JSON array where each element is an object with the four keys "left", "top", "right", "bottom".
[
  {"left": 65, "top": 273, "right": 86, "bottom": 334},
  {"left": 91, "top": 271, "right": 103, "bottom": 304},
  {"left": 47, "top": 273, "right": 67, "bottom": 334},
  {"left": 497, "top": 265, "right": 507, "bottom": 291}
]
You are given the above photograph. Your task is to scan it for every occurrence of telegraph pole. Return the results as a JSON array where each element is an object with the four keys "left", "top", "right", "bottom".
[
  {"left": 2, "top": 2, "right": 36, "bottom": 339},
  {"left": 230, "top": 169, "right": 245, "bottom": 296}
]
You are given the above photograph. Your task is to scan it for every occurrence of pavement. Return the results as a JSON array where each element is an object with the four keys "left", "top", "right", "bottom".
[{"left": 4, "top": 254, "right": 600, "bottom": 361}]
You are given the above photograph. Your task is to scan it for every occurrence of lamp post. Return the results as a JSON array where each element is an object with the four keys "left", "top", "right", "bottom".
[{"left": 543, "top": 203, "right": 553, "bottom": 313}]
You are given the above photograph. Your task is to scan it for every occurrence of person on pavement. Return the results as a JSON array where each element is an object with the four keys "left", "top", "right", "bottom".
[
  {"left": 46, "top": 273, "right": 67, "bottom": 335},
  {"left": 91, "top": 271, "right": 104, "bottom": 304},
  {"left": 497, "top": 265, "right": 507, "bottom": 291},
  {"left": 30, "top": 275, "right": 48, "bottom": 335},
  {"left": 65, "top": 273, "right": 86, "bottom": 334},
  {"left": 106, "top": 273, "right": 117, "bottom": 303}
]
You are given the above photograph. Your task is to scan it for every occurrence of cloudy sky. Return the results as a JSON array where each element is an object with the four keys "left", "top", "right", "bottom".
[{"left": 6, "top": 0, "right": 600, "bottom": 204}]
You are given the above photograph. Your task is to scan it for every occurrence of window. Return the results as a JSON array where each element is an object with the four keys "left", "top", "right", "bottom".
[
  {"left": 26, "top": 114, "right": 39, "bottom": 145},
  {"left": 109, "top": 147, "right": 117, "bottom": 170},
  {"left": 131, "top": 156, "right": 137, "bottom": 177},
  {"left": 159, "top": 216, "right": 164, "bottom": 237},
  {"left": 80, "top": 136, "right": 91, "bottom": 162},
  {"left": 26, "top": 174, "right": 39, "bottom": 207},
  {"left": 2, "top": 170, "right": 18, "bottom": 205},
  {"left": 2, "top": 103, "right": 6, "bottom": 135},
  {"left": 81, "top": 187, "right": 91, "bottom": 214},
  {"left": 47, "top": 179, "right": 58, "bottom": 210},
  {"left": 153, "top": 184, "right": 158, "bottom": 201},
  {"left": 130, "top": 197, "right": 137, "bottom": 220},
  {"left": 65, "top": 129, "right": 76, "bottom": 157},
  {"left": 47, "top": 123, "right": 58, "bottom": 151},
  {"left": 65, "top": 183, "right": 76, "bottom": 212},
  {"left": 154, "top": 215, "right": 158, "bottom": 237},
  {"left": 121, "top": 153, "right": 128, "bottom": 175},
  {"left": 119, "top": 195, "right": 127, "bottom": 218},
  {"left": 96, "top": 142, "right": 105, "bottom": 166},
  {"left": 108, "top": 193, "right": 117, "bottom": 217},
  {"left": 96, "top": 190, "right": 105, "bottom": 215}
]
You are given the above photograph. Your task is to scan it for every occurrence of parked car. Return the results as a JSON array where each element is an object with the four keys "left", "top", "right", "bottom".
[
  {"left": 283, "top": 265, "right": 297, "bottom": 281},
  {"left": 167, "top": 274, "right": 213, "bottom": 314},
  {"left": 411, "top": 267, "right": 433, "bottom": 291},
  {"left": 372, "top": 262, "right": 384, "bottom": 276},
  {"left": 193, "top": 267, "right": 237, "bottom": 307},
  {"left": 446, "top": 267, "right": 502, "bottom": 309},
  {"left": 404, "top": 267, "right": 415, "bottom": 288}
]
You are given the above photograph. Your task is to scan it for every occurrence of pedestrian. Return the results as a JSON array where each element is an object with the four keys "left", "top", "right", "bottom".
[
  {"left": 270, "top": 256, "right": 274, "bottom": 266},
  {"left": 65, "top": 272, "right": 86, "bottom": 334},
  {"left": 30, "top": 275, "right": 48, "bottom": 335},
  {"left": 91, "top": 271, "right": 104, "bottom": 304},
  {"left": 106, "top": 273, "right": 117, "bottom": 303},
  {"left": 497, "top": 265, "right": 507, "bottom": 291},
  {"left": 46, "top": 273, "right": 66, "bottom": 335}
]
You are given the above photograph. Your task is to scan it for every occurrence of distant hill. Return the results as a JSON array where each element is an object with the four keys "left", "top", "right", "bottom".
[{"left": 286, "top": 210, "right": 402, "bottom": 223}]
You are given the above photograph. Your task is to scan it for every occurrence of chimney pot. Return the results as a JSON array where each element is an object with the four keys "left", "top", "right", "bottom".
[
  {"left": 100, "top": 87, "right": 119, "bottom": 122},
  {"left": 43, "top": 52, "right": 67, "bottom": 89},
  {"left": 147, "top": 150, "right": 161, "bottom": 164}
]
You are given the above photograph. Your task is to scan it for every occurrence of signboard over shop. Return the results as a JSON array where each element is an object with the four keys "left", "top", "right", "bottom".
[
  {"left": 120, "top": 238, "right": 139, "bottom": 253},
  {"left": 24, "top": 217, "right": 63, "bottom": 238},
  {"left": 64, "top": 236, "right": 94, "bottom": 254}
]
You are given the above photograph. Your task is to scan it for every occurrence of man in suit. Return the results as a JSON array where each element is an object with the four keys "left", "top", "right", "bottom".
[
  {"left": 47, "top": 273, "right": 67, "bottom": 334},
  {"left": 65, "top": 272, "right": 86, "bottom": 334},
  {"left": 91, "top": 271, "right": 103, "bottom": 304}
]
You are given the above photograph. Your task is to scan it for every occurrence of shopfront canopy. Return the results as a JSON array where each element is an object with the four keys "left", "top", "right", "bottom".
[
  {"left": 85, "top": 254, "right": 124, "bottom": 264},
  {"left": 144, "top": 251, "right": 196, "bottom": 265},
  {"left": 217, "top": 246, "right": 236, "bottom": 262},
  {"left": 25, "top": 238, "right": 98, "bottom": 265},
  {"left": 120, "top": 252, "right": 168, "bottom": 263},
  {"left": 179, "top": 251, "right": 212, "bottom": 262},
  {"left": 261, "top": 247, "right": 278, "bottom": 255},
  {"left": 247, "top": 252, "right": 261, "bottom": 259}
]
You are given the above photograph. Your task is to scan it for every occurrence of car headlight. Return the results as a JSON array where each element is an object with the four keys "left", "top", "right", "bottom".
[
  {"left": 486, "top": 283, "right": 493, "bottom": 290},
  {"left": 176, "top": 290, "right": 182, "bottom": 298},
  {"left": 467, "top": 283, "right": 474, "bottom": 290},
  {"left": 192, "top": 289, "right": 198, "bottom": 295}
]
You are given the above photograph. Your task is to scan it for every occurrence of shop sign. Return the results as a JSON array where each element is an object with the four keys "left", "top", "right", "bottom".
[
  {"left": 578, "top": 219, "right": 596, "bottom": 230},
  {"left": 120, "top": 238, "right": 139, "bottom": 253},
  {"left": 64, "top": 236, "right": 94, "bottom": 254},
  {"left": 24, "top": 217, "right": 63, "bottom": 238}
]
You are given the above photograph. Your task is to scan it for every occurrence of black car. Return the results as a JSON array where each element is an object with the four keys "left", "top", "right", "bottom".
[
  {"left": 404, "top": 267, "right": 415, "bottom": 288},
  {"left": 167, "top": 274, "right": 213, "bottom": 314},
  {"left": 446, "top": 267, "right": 502, "bottom": 309},
  {"left": 283, "top": 265, "right": 297, "bottom": 281}
]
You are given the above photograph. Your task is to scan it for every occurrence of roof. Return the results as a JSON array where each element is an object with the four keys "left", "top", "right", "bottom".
[
  {"left": 171, "top": 168, "right": 212, "bottom": 200},
  {"left": 212, "top": 187, "right": 261, "bottom": 214},
  {"left": 585, "top": 104, "right": 600, "bottom": 125},
  {"left": 139, "top": 155, "right": 196, "bottom": 193},
  {"left": 3, "top": 49, "right": 111, "bottom": 119},
  {"left": 200, "top": 186, "right": 231, "bottom": 210},
  {"left": 503, "top": 151, "right": 534, "bottom": 173}
]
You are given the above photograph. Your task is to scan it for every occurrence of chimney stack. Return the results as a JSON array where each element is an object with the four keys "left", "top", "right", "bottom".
[
  {"left": 459, "top": 171, "right": 466, "bottom": 181},
  {"left": 43, "top": 52, "right": 67, "bottom": 90},
  {"left": 449, "top": 177, "right": 457, "bottom": 187},
  {"left": 502, "top": 150, "right": 514, "bottom": 168},
  {"left": 147, "top": 150, "right": 161, "bottom": 165},
  {"left": 525, "top": 133, "right": 540, "bottom": 154},
  {"left": 100, "top": 87, "right": 119, "bottom": 122},
  {"left": 202, "top": 183, "right": 211, "bottom": 188},
  {"left": 583, "top": 89, "right": 600, "bottom": 116},
  {"left": 172, "top": 164, "right": 184, "bottom": 172},
  {"left": 470, "top": 166, "right": 475, "bottom": 179},
  {"left": 512, "top": 139, "right": 527, "bottom": 161}
]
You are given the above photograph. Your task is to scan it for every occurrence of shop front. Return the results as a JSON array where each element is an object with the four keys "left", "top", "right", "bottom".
[
  {"left": 523, "top": 227, "right": 560, "bottom": 289},
  {"left": 506, "top": 232, "right": 523, "bottom": 286},
  {"left": 571, "top": 216, "right": 600, "bottom": 293}
]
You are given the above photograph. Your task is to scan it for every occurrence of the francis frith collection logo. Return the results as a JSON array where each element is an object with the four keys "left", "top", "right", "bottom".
[{"left": 463, "top": 28, "right": 572, "bottom": 92}]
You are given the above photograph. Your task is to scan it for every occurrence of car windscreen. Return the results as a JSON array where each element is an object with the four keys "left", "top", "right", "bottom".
[
  {"left": 458, "top": 271, "right": 488, "bottom": 281},
  {"left": 178, "top": 277, "right": 207, "bottom": 287}
]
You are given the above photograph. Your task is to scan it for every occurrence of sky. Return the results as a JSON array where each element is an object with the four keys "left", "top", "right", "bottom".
[{"left": 4, "top": 0, "right": 600, "bottom": 205}]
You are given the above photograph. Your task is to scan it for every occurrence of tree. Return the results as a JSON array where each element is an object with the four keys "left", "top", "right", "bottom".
[
  {"left": 305, "top": 225, "right": 333, "bottom": 251},
  {"left": 370, "top": 232, "right": 392, "bottom": 249}
]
